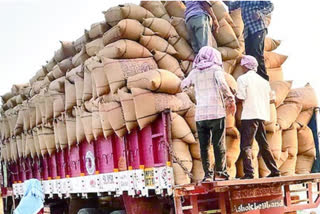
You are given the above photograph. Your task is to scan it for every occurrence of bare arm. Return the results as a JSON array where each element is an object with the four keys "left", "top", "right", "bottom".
[
  {"left": 215, "top": 70, "right": 235, "bottom": 103},
  {"left": 180, "top": 70, "right": 195, "bottom": 90}
]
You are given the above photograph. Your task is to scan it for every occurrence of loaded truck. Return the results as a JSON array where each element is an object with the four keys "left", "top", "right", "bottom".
[{"left": 1, "top": 1, "right": 320, "bottom": 214}]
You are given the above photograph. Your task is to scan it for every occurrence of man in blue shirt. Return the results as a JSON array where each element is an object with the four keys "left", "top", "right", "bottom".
[
  {"left": 224, "top": 1, "right": 274, "bottom": 81},
  {"left": 185, "top": 1, "right": 219, "bottom": 54}
]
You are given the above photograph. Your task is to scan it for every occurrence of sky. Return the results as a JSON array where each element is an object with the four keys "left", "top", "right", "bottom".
[{"left": 0, "top": 0, "right": 320, "bottom": 102}]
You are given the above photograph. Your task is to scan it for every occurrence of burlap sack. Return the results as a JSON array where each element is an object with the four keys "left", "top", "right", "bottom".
[
  {"left": 181, "top": 61, "right": 193, "bottom": 76},
  {"left": 97, "top": 39, "right": 152, "bottom": 59},
  {"left": 153, "top": 50, "right": 184, "bottom": 78},
  {"left": 53, "top": 120, "right": 60, "bottom": 150},
  {"left": 66, "top": 111, "right": 77, "bottom": 147},
  {"left": 45, "top": 58, "right": 57, "bottom": 72},
  {"left": 15, "top": 135, "right": 23, "bottom": 158},
  {"left": 226, "top": 128, "right": 241, "bottom": 177},
  {"left": 75, "top": 107, "right": 85, "bottom": 144},
  {"left": 264, "top": 52, "right": 288, "bottom": 69},
  {"left": 266, "top": 124, "right": 282, "bottom": 161},
  {"left": 172, "top": 139, "right": 192, "bottom": 185},
  {"left": 164, "top": 1, "right": 185, "bottom": 18},
  {"left": 279, "top": 156, "right": 297, "bottom": 176},
  {"left": 1, "top": 143, "right": 7, "bottom": 161},
  {"left": 140, "top": 1, "right": 171, "bottom": 22},
  {"left": 85, "top": 37, "right": 104, "bottom": 57},
  {"left": 173, "top": 162, "right": 192, "bottom": 185},
  {"left": 65, "top": 78, "right": 76, "bottom": 111},
  {"left": 224, "top": 72, "right": 237, "bottom": 94},
  {"left": 184, "top": 87, "right": 196, "bottom": 104},
  {"left": 103, "top": 19, "right": 154, "bottom": 46},
  {"left": 236, "top": 140, "right": 260, "bottom": 178},
  {"left": 56, "top": 116, "right": 68, "bottom": 150},
  {"left": 73, "top": 30, "right": 90, "bottom": 53},
  {"left": 44, "top": 92, "right": 54, "bottom": 123},
  {"left": 211, "top": 1, "right": 229, "bottom": 20},
  {"left": 42, "top": 124, "right": 56, "bottom": 156},
  {"left": 297, "top": 126, "right": 316, "bottom": 156},
  {"left": 265, "top": 37, "right": 281, "bottom": 52},
  {"left": 28, "top": 102, "right": 37, "bottom": 129},
  {"left": 52, "top": 57, "right": 73, "bottom": 79},
  {"left": 80, "top": 103, "right": 94, "bottom": 143},
  {"left": 127, "top": 69, "right": 181, "bottom": 94},
  {"left": 296, "top": 108, "right": 314, "bottom": 128},
  {"left": 53, "top": 94, "right": 65, "bottom": 118},
  {"left": 171, "top": 113, "right": 196, "bottom": 144},
  {"left": 296, "top": 154, "right": 315, "bottom": 174},
  {"left": 265, "top": 104, "right": 277, "bottom": 132},
  {"left": 74, "top": 72, "right": 84, "bottom": 107},
  {"left": 88, "top": 21, "right": 110, "bottom": 39},
  {"left": 29, "top": 67, "right": 48, "bottom": 85},
  {"left": 214, "top": 19, "right": 240, "bottom": 49},
  {"left": 223, "top": 59, "right": 237, "bottom": 74},
  {"left": 142, "top": 18, "right": 178, "bottom": 40},
  {"left": 168, "top": 36, "right": 194, "bottom": 61},
  {"left": 92, "top": 98, "right": 103, "bottom": 140},
  {"left": 72, "top": 47, "right": 89, "bottom": 67},
  {"left": 189, "top": 140, "right": 200, "bottom": 160},
  {"left": 102, "top": 57, "right": 157, "bottom": 94},
  {"left": 1, "top": 92, "right": 14, "bottom": 103},
  {"left": 26, "top": 132, "right": 36, "bottom": 158},
  {"left": 10, "top": 138, "right": 18, "bottom": 161},
  {"left": 282, "top": 124, "right": 298, "bottom": 162},
  {"left": 31, "top": 129, "right": 40, "bottom": 157},
  {"left": 218, "top": 47, "right": 241, "bottom": 61},
  {"left": 15, "top": 109, "right": 24, "bottom": 136},
  {"left": 277, "top": 103, "right": 302, "bottom": 130},
  {"left": 54, "top": 41, "right": 76, "bottom": 63},
  {"left": 118, "top": 90, "right": 138, "bottom": 133},
  {"left": 170, "top": 17, "right": 190, "bottom": 42},
  {"left": 191, "top": 159, "right": 205, "bottom": 183},
  {"left": 6, "top": 141, "right": 12, "bottom": 160},
  {"left": 184, "top": 104, "right": 197, "bottom": 133},
  {"left": 230, "top": 9, "right": 244, "bottom": 38},
  {"left": 270, "top": 80, "right": 292, "bottom": 108},
  {"left": 232, "top": 64, "right": 246, "bottom": 81},
  {"left": 98, "top": 99, "right": 115, "bottom": 138},
  {"left": 285, "top": 83, "right": 318, "bottom": 111},
  {"left": 267, "top": 67, "right": 283, "bottom": 82},
  {"left": 36, "top": 127, "right": 46, "bottom": 156},
  {"left": 48, "top": 76, "right": 65, "bottom": 94},
  {"left": 140, "top": 35, "right": 177, "bottom": 55},
  {"left": 132, "top": 88, "right": 192, "bottom": 129},
  {"left": 105, "top": 101, "right": 127, "bottom": 137},
  {"left": 82, "top": 59, "right": 94, "bottom": 102}
]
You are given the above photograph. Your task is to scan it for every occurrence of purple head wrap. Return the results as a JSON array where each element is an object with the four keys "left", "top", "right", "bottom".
[
  {"left": 193, "top": 46, "right": 223, "bottom": 70},
  {"left": 240, "top": 55, "right": 259, "bottom": 71}
]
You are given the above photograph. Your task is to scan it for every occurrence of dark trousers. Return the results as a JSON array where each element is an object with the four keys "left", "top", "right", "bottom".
[
  {"left": 240, "top": 119, "right": 279, "bottom": 176},
  {"left": 196, "top": 118, "right": 227, "bottom": 178},
  {"left": 245, "top": 29, "right": 269, "bottom": 81}
]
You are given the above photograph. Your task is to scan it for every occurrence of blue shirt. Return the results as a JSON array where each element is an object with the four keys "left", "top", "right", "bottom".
[
  {"left": 185, "top": 1, "right": 211, "bottom": 22},
  {"left": 225, "top": 1, "right": 274, "bottom": 38}
]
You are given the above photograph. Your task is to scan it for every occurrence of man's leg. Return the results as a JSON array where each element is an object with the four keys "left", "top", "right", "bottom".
[
  {"left": 255, "top": 120, "right": 280, "bottom": 175},
  {"left": 240, "top": 120, "right": 259, "bottom": 177},
  {"left": 196, "top": 120, "right": 213, "bottom": 179}
]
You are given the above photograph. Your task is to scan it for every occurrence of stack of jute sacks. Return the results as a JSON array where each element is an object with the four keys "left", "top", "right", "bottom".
[{"left": 0, "top": 1, "right": 318, "bottom": 186}]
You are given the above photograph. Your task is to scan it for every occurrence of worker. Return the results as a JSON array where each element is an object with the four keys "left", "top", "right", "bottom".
[
  {"left": 185, "top": 1, "right": 219, "bottom": 54},
  {"left": 224, "top": 1, "right": 274, "bottom": 81},
  {"left": 236, "top": 55, "right": 280, "bottom": 179},
  {"left": 181, "top": 46, "right": 236, "bottom": 182}
]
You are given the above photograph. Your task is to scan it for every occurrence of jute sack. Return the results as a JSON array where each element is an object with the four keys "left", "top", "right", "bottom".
[
  {"left": 180, "top": 61, "right": 193, "bottom": 75},
  {"left": 296, "top": 154, "right": 315, "bottom": 174},
  {"left": 223, "top": 59, "right": 237, "bottom": 74},
  {"left": 189, "top": 140, "right": 200, "bottom": 160},
  {"left": 82, "top": 59, "right": 94, "bottom": 102},
  {"left": 127, "top": 69, "right": 181, "bottom": 94},
  {"left": 103, "top": 19, "right": 154, "bottom": 46},
  {"left": 170, "top": 17, "right": 190, "bottom": 42},
  {"left": 1, "top": 92, "right": 14, "bottom": 103},
  {"left": 297, "top": 126, "right": 315, "bottom": 156},
  {"left": 236, "top": 140, "right": 260, "bottom": 178},
  {"left": 153, "top": 50, "right": 184, "bottom": 78},
  {"left": 98, "top": 99, "right": 115, "bottom": 138},
  {"left": 172, "top": 139, "right": 192, "bottom": 185},
  {"left": 226, "top": 128, "right": 241, "bottom": 175},
  {"left": 57, "top": 115, "right": 68, "bottom": 150},
  {"left": 267, "top": 67, "right": 284, "bottom": 82},
  {"left": 173, "top": 162, "right": 192, "bottom": 185},
  {"left": 52, "top": 57, "right": 73, "bottom": 79},
  {"left": 184, "top": 87, "right": 196, "bottom": 104},
  {"left": 214, "top": 19, "right": 240, "bottom": 49},
  {"left": 28, "top": 102, "right": 37, "bottom": 129},
  {"left": 29, "top": 67, "right": 48, "bottom": 85},
  {"left": 97, "top": 39, "right": 152, "bottom": 59},
  {"left": 80, "top": 103, "right": 94, "bottom": 143},
  {"left": 53, "top": 94, "right": 65, "bottom": 118},
  {"left": 37, "top": 127, "right": 46, "bottom": 156},
  {"left": 42, "top": 124, "right": 56, "bottom": 156},
  {"left": 74, "top": 72, "right": 84, "bottom": 106},
  {"left": 54, "top": 41, "right": 76, "bottom": 63},
  {"left": 265, "top": 37, "right": 281, "bottom": 52},
  {"left": 139, "top": 35, "right": 177, "bottom": 55},
  {"left": 218, "top": 47, "right": 241, "bottom": 61},
  {"left": 102, "top": 57, "right": 157, "bottom": 94},
  {"left": 280, "top": 156, "right": 297, "bottom": 176},
  {"left": 168, "top": 36, "right": 195, "bottom": 61},
  {"left": 270, "top": 80, "right": 292, "bottom": 108},
  {"left": 75, "top": 107, "right": 85, "bottom": 144},
  {"left": 296, "top": 108, "right": 314, "bottom": 127},
  {"left": 118, "top": 90, "right": 138, "bottom": 133},
  {"left": 192, "top": 159, "right": 205, "bottom": 183},
  {"left": 92, "top": 98, "right": 103, "bottom": 140},
  {"left": 1, "top": 143, "right": 7, "bottom": 161},
  {"left": 26, "top": 132, "right": 36, "bottom": 158},
  {"left": 277, "top": 102, "right": 302, "bottom": 130},
  {"left": 6, "top": 140, "right": 12, "bottom": 160},
  {"left": 266, "top": 124, "right": 282, "bottom": 161},
  {"left": 85, "top": 37, "right": 104, "bottom": 57},
  {"left": 142, "top": 18, "right": 178, "bottom": 39},
  {"left": 22, "top": 104, "right": 30, "bottom": 132},
  {"left": 48, "top": 76, "right": 65, "bottom": 94},
  {"left": 281, "top": 124, "right": 298, "bottom": 173},
  {"left": 132, "top": 88, "right": 192, "bottom": 129},
  {"left": 265, "top": 103, "right": 277, "bottom": 132},
  {"left": 232, "top": 64, "right": 246, "bottom": 81},
  {"left": 140, "top": 1, "right": 171, "bottom": 22},
  {"left": 72, "top": 47, "right": 89, "bottom": 67},
  {"left": 264, "top": 52, "right": 288, "bottom": 69},
  {"left": 10, "top": 138, "right": 18, "bottom": 161},
  {"left": 15, "top": 109, "right": 24, "bottom": 136},
  {"left": 184, "top": 104, "right": 197, "bottom": 133},
  {"left": 45, "top": 58, "right": 57, "bottom": 72},
  {"left": 88, "top": 21, "right": 110, "bottom": 40},
  {"left": 171, "top": 113, "right": 196, "bottom": 144},
  {"left": 44, "top": 92, "right": 54, "bottom": 123},
  {"left": 65, "top": 78, "right": 77, "bottom": 111},
  {"left": 230, "top": 9, "right": 244, "bottom": 38},
  {"left": 86, "top": 58, "right": 110, "bottom": 96},
  {"left": 105, "top": 101, "right": 127, "bottom": 138},
  {"left": 224, "top": 72, "right": 237, "bottom": 94},
  {"left": 53, "top": 120, "right": 60, "bottom": 150},
  {"left": 211, "top": 1, "right": 229, "bottom": 21},
  {"left": 285, "top": 83, "right": 318, "bottom": 111},
  {"left": 16, "top": 135, "right": 23, "bottom": 158},
  {"left": 73, "top": 30, "right": 90, "bottom": 53},
  {"left": 164, "top": 1, "right": 185, "bottom": 18},
  {"left": 33, "top": 129, "right": 42, "bottom": 158},
  {"left": 65, "top": 110, "right": 77, "bottom": 147}
]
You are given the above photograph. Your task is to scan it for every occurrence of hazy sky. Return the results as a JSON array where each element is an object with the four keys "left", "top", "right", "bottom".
[{"left": 0, "top": 0, "right": 320, "bottom": 101}]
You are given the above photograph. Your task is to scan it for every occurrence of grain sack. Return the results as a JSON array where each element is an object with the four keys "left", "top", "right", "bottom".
[
  {"left": 98, "top": 99, "right": 114, "bottom": 138},
  {"left": 132, "top": 88, "right": 192, "bottom": 129},
  {"left": 53, "top": 120, "right": 60, "bottom": 149},
  {"left": 285, "top": 83, "right": 318, "bottom": 111},
  {"left": 42, "top": 124, "right": 56, "bottom": 156},
  {"left": 127, "top": 69, "right": 181, "bottom": 94},
  {"left": 75, "top": 107, "right": 85, "bottom": 144},
  {"left": 103, "top": 19, "right": 154, "bottom": 46},
  {"left": 224, "top": 72, "right": 237, "bottom": 94},
  {"left": 74, "top": 73, "right": 84, "bottom": 106},
  {"left": 92, "top": 98, "right": 103, "bottom": 140},
  {"left": 296, "top": 155, "right": 315, "bottom": 174},
  {"left": 189, "top": 141, "right": 200, "bottom": 160},
  {"left": 264, "top": 52, "right": 288, "bottom": 69},
  {"left": 53, "top": 94, "right": 65, "bottom": 118},
  {"left": 52, "top": 57, "right": 73, "bottom": 79},
  {"left": 48, "top": 76, "right": 65, "bottom": 94},
  {"left": 22, "top": 105, "right": 30, "bottom": 131},
  {"left": 170, "top": 17, "right": 190, "bottom": 42},
  {"left": 80, "top": 102, "right": 94, "bottom": 142},
  {"left": 65, "top": 78, "right": 76, "bottom": 111},
  {"left": 82, "top": 60, "right": 94, "bottom": 102},
  {"left": 72, "top": 47, "right": 89, "bottom": 67},
  {"left": 168, "top": 36, "right": 194, "bottom": 61},
  {"left": 97, "top": 39, "right": 152, "bottom": 59},
  {"left": 266, "top": 124, "right": 282, "bottom": 161},
  {"left": 44, "top": 93, "right": 54, "bottom": 123},
  {"left": 172, "top": 139, "right": 192, "bottom": 185},
  {"left": 270, "top": 80, "right": 292, "bottom": 108},
  {"left": 45, "top": 58, "right": 57, "bottom": 72},
  {"left": 211, "top": 1, "right": 229, "bottom": 20},
  {"left": 237, "top": 140, "right": 259, "bottom": 178},
  {"left": 230, "top": 9, "right": 244, "bottom": 38},
  {"left": 16, "top": 135, "right": 23, "bottom": 158},
  {"left": 265, "top": 103, "right": 277, "bottom": 132},
  {"left": 184, "top": 87, "right": 196, "bottom": 104},
  {"left": 1, "top": 144, "right": 7, "bottom": 161},
  {"left": 105, "top": 101, "right": 127, "bottom": 137},
  {"left": 277, "top": 102, "right": 302, "bottom": 130},
  {"left": 66, "top": 111, "right": 77, "bottom": 147},
  {"left": 86, "top": 58, "right": 110, "bottom": 96},
  {"left": 85, "top": 37, "right": 104, "bottom": 57},
  {"left": 192, "top": 159, "right": 205, "bottom": 183},
  {"left": 280, "top": 125, "right": 298, "bottom": 176},
  {"left": 15, "top": 109, "right": 24, "bottom": 136},
  {"left": 6, "top": 141, "right": 12, "bottom": 160},
  {"left": 265, "top": 37, "right": 281, "bottom": 52},
  {"left": 140, "top": 1, "right": 171, "bottom": 22},
  {"left": 54, "top": 41, "right": 76, "bottom": 63},
  {"left": 232, "top": 64, "right": 246, "bottom": 80},
  {"left": 1, "top": 92, "right": 14, "bottom": 103},
  {"left": 142, "top": 18, "right": 178, "bottom": 40},
  {"left": 297, "top": 126, "right": 315, "bottom": 156},
  {"left": 153, "top": 50, "right": 184, "bottom": 78},
  {"left": 139, "top": 35, "right": 177, "bottom": 55},
  {"left": 102, "top": 57, "right": 157, "bottom": 94},
  {"left": 226, "top": 128, "right": 241, "bottom": 177},
  {"left": 10, "top": 138, "right": 18, "bottom": 161},
  {"left": 173, "top": 162, "right": 192, "bottom": 185},
  {"left": 296, "top": 108, "right": 314, "bottom": 127},
  {"left": 118, "top": 90, "right": 138, "bottom": 133},
  {"left": 32, "top": 128, "right": 41, "bottom": 157},
  {"left": 218, "top": 47, "right": 241, "bottom": 61},
  {"left": 164, "top": 1, "right": 186, "bottom": 18},
  {"left": 280, "top": 156, "right": 297, "bottom": 176},
  {"left": 26, "top": 132, "right": 36, "bottom": 158},
  {"left": 29, "top": 67, "right": 48, "bottom": 85},
  {"left": 171, "top": 113, "right": 196, "bottom": 144},
  {"left": 37, "top": 127, "right": 46, "bottom": 156},
  {"left": 28, "top": 102, "right": 37, "bottom": 129},
  {"left": 73, "top": 30, "right": 90, "bottom": 53},
  {"left": 88, "top": 21, "right": 110, "bottom": 39},
  {"left": 184, "top": 104, "right": 197, "bottom": 133},
  {"left": 214, "top": 19, "right": 240, "bottom": 49},
  {"left": 223, "top": 59, "right": 237, "bottom": 74},
  {"left": 267, "top": 67, "right": 283, "bottom": 82},
  {"left": 57, "top": 116, "right": 68, "bottom": 150},
  {"left": 180, "top": 61, "right": 193, "bottom": 76}
]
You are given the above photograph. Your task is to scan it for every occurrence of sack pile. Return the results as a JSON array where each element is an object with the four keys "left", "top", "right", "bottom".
[{"left": 0, "top": 1, "right": 318, "bottom": 186}]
